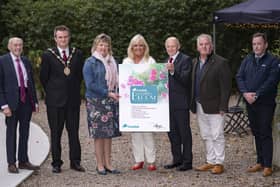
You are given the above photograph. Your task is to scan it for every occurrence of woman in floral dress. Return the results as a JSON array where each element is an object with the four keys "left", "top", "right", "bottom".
[{"left": 83, "top": 33, "right": 121, "bottom": 175}]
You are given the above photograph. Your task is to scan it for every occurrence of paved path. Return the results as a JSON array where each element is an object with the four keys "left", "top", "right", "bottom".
[{"left": 0, "top": 113, "right": 49, "bottom": 187}]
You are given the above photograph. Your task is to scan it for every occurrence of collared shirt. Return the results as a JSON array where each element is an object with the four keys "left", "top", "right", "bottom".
[
  {"left": 195, "top": 55, "right": 210, "bottom": 102},
  {"left": 199, "top": 56, "right": 208, "bottom": 69},
  {"left": 168, "top": 51, "right": 179, "bottom": 76},
  {"left": 57, "top": 47, "right": 69, "bottom": 59},
  {"left": 255, "top": 53, "right": 265, "bottom": 59},
  {"left": 255, "top": 53, "right": 265, "bottom": 65},
  {"left": 10, "top": 52, "right": 28, "bottom": 88},
  {"left": 169, "top": 51, "right": 179, "bottom": 63}
]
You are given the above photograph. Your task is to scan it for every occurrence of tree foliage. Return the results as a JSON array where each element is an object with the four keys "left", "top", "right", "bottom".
[
  {"left": 1, "top": 0, "right": 245, "bottom": 59},
  {"left": 1, "top": 0, "right": 279, "bottom": 94}
]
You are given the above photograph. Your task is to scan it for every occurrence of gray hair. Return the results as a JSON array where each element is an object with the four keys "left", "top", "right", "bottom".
[
  {"left": 196, "top": 34, "right": 213, "bottom": 47},
  {"left": 8, "top": 37, "right": 23, "bottom": 50},
  {"left": 165, "top": 36, "right": 181, "bottom": 49}
]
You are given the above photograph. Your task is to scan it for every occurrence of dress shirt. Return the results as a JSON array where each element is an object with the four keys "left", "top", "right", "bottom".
[
  {"left": 168, "top": 51, "right": 179, "bottom": 75},
  {"left": 57, "top": 47, "right": 69, "bottom": 60},
  {"left": 169, "top": 51, "right": 179, "bottom": 63},
  {"left": 1, "top": 53, "right": 28, "bottom": 109},
  {"left": 10, "top": 53, "right": 28, "bottom": 88}
]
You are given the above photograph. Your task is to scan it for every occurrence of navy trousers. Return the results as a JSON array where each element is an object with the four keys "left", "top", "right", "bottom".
[
  {"left": 168, "top": 109, "right": 193, "bottom": 166},
  {"left": 246, "top": 102, "right": 276, "bottom": 168},
  {"left": 6, "top": 96, "right": 32, "bottom": 165},
  {"left": 46, "top": 105, "right": 81, "bottom": 167}
]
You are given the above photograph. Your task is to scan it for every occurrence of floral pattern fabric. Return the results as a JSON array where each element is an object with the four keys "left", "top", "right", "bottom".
[{"left": 86, "top": 97, "right": 121, "bottom": 138}]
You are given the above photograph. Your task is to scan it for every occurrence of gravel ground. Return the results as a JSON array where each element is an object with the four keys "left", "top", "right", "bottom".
[{"left": 19, "top": 100, "right": 280, "bottom": 187}]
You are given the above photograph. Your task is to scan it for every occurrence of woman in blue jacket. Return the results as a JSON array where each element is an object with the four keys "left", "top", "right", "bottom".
[{"left": 83, "top": 33, "right": 121, "bottom": 175}]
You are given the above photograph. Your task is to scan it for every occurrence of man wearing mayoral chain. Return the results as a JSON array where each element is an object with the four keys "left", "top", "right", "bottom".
[{"left": 40, "top": 25, "right": 85, "bottom": 173}]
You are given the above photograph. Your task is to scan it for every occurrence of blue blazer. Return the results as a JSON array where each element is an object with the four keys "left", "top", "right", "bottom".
[{"left": 0, "top": 53, "right": 38, "bottom": 111}]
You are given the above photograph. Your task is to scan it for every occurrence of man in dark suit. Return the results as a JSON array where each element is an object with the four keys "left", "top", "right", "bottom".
[
  {"left": 236, "top": 33, "right": 280, "bottom": 177},
  {"left": 190, "top": 34, "right": 231, "bottom": 174},
  {"left": 40, "top": 25, "right": 85, "bottom": 173},
  {"left": 163, "top": 36, "right": 193, "bottom": 171},
  {"left": 0, "top": 37, "right": 39, "bottom": 173}
]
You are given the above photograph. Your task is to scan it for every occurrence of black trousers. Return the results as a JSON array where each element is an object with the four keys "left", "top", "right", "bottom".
[
  {"left": 167, "top": 109, "right": 192, "bottom": 166},
  {"left": 6, "top": 97, "right": 32, "bottom": 165},
  {"left": 247, "top": 103, "right": 275, "bottom": 168},
  {"left": 46, "top": 106, "right": 81, "bottom": 167}
]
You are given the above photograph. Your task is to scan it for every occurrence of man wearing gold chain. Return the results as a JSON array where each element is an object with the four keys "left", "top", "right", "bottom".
[{"left": 40, "top": 25, "right": 85, "bottom": 173}]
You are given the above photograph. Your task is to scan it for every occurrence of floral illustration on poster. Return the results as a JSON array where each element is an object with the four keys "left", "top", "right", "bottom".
[{"left": 119, "top": 63, "right": 169, "bottom": 132}]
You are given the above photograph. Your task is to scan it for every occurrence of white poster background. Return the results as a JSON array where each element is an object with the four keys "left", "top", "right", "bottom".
[{"left": 119, "top": 63, "right": 169, "bottom": 132}]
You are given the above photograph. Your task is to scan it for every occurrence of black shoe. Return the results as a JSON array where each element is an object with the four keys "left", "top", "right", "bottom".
[
  {"left": 96, "top": 168, "right": 107, "bottom": 175},
  {"left": 8, "top": 164, "right": 19, "bottom": 174},
  {"left": 52, "top": 166, "right": 61, "bottom": 173},
  {"left": 176, "top": 164, "right": 192, "bottom": 171},
  {"left": 70, "top": 164, "right": 85, "bottom": 172},
  {"left": 105, "top": 167, "right": 121, "bottom": 174},
  {"left": 164, "top": 162, "right": 182, "bottom": 169}
]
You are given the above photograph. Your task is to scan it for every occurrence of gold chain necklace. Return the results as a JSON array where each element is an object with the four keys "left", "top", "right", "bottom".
[{"left": 48, "top": 47, "right": 76, "bottom": 76}]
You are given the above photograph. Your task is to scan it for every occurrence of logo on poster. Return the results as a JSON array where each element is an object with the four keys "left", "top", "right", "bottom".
[
  {"left": 130, "top": 86, "right": 157, "bottom": 104},
  {"left": 122, "top": 124, "right": 140, "bottom": 128}
]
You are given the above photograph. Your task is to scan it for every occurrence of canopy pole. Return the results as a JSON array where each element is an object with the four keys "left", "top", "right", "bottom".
[{"left": 213, "top": 23, "right": 216, "bottom": 54}]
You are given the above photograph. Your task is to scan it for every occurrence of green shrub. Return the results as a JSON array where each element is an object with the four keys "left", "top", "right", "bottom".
[{"left": 6, "top": 0, "right": 278, "bottom": 96}]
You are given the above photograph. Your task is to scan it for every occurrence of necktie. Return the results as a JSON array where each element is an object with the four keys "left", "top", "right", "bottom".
[
  {"left": 169, "top": 57, "right": 173, "bottom": 64},
  {"left": 16, "top": 58, "right": 26, "bottom": 103},
  {"left": 62, "top": 50, "right": 68, "bottom": 62}
]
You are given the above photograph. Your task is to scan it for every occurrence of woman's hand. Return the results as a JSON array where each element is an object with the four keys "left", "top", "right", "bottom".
[{"left": 108, "top": 92, "right": 120, "bottom": 101}]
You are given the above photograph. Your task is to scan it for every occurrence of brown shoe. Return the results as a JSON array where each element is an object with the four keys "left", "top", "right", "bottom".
[
  {"left": 19, "top": 162, "right": 40, "bottom": 170},
  {"left": 263, "top": 167, "right": 273, "bottom": 177},
  {"left": 8, "top": 164, "right": 19, "bottom": 173},
  {"left": 247, "top": 164, "right": 263, "bottom": 172},
  {"left": 211, "top": 164, "right": 224, "bottom": 174},
  {"left": 195, "top": 163, "right": 214, "bottom": 171}
]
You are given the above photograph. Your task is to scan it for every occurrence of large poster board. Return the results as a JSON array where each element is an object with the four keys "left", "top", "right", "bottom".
[{"left": 119, "top": 63, "right": 169, "bottom": 132}]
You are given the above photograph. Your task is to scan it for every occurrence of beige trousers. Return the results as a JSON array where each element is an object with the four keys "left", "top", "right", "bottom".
[{"left": 197, "top": 102, "right": 225, "bottom": 164}]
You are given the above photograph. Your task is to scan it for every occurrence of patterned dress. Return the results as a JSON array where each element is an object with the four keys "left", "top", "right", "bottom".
[{"left": 86, "top": 97, "right": 121, "bottom": 138}]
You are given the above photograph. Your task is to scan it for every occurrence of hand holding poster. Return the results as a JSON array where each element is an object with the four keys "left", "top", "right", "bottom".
[{"left": 119, "top": 63, "right": 169, "bottom": 132}]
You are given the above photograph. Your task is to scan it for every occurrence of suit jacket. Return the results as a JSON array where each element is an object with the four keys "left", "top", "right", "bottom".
[
  {"left": 40, "top": 47, "right": 84, "bottom": 107},
  {"left": 190, "top": 54, "right": 232, "bottom": 114},
  {"left": 0, "top": 53, "right": 38, "bottom": 111},
  {"left": 168, "top": 52, "right": 192, "bottom": 110}
]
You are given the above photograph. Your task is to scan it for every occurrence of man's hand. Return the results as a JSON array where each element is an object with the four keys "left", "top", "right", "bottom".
[
  {"left": 243, "top": 92, "right": 256, "bottom": 104},
  {"left": 166, "top": 62, "right": 174, "bottom": 74},
  {"left": 219, "top": 111, "right": 225, "bottom": 116},
  {"left": 3, "top": 107, "right": 12, "bottom": 117},
  {"left": 35, "top": 105, "right": 39, "bottom": 113}
]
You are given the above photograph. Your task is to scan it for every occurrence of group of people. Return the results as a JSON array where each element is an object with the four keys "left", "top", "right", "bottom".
[{"left": 0, "top": 24, "right": 279, "bottom": 178}]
